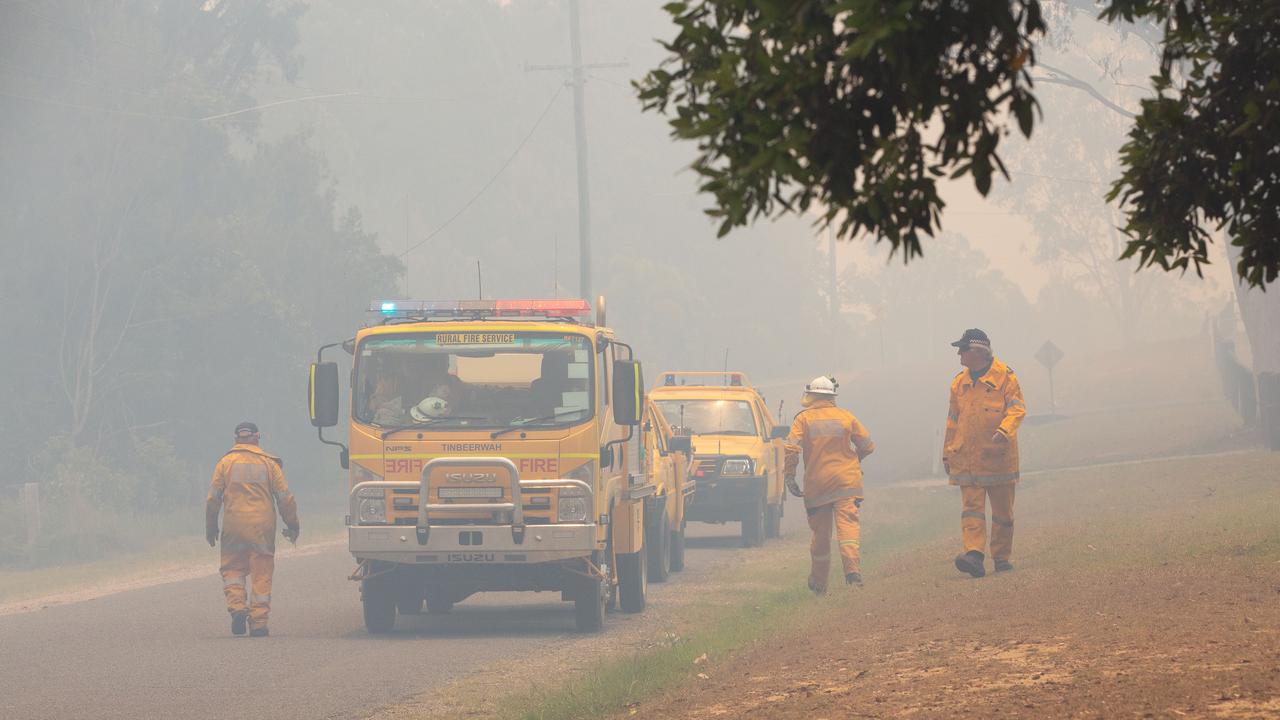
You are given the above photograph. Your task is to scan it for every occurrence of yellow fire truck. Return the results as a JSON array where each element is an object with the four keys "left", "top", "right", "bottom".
[
  {"left": 308, "top": 298, "right": 652, "bottom": 633},
  {"left": 638, "top": 397, "right": 695, "bottom": 580},
  {"left": 648, "top": 372, "right": 789, "bottom": 547}
]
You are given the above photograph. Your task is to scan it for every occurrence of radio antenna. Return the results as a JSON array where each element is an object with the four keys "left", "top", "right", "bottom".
[{"left": 476, "top": 261, "right": 483, "bottom": 299}]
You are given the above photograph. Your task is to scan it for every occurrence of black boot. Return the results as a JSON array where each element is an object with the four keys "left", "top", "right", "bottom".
[
  {"left": 954, "top": 550, "right": 986, "bottom": 578},
  {"left": 231, "top": 612, "right": 248, "bottom": 636},
  {"left": 249, "top": 626, "right": 269, "bottom": 637},
  {"left": 845, "top": 572, "right": 863, "bottom": 587},
  {"left": 994, "top": 559, "right": 1014, "bottom": 572}
]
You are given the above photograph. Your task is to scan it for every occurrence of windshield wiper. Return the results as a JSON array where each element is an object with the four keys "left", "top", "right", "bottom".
[
  {"left": 490, "top": 409, "right": 588, "bottom": 439},
  {"left": 380, "top": 417, "right": 487, "bottom": 439}
]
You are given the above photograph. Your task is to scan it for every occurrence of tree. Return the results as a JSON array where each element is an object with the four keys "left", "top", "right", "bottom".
[{"left": 638, "top": 0, "right": 1280, "bottom": 287}]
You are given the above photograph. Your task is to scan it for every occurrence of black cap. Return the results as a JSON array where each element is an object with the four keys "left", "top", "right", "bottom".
[
  {"left": 950, "top": 328, "right": 991, "bottom": 350},
  {"left": 234, "top": 421, "right": 259, "bottom": 436}
]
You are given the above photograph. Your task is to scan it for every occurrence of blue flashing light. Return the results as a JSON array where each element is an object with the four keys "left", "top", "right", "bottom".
[{"left": 380, "top": 302, "right": 396, "bottom": 315}]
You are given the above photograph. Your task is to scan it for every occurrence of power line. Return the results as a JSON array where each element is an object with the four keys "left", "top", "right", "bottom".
[{"left": 398, "top": 84, "right": 565, "bottom": 259}]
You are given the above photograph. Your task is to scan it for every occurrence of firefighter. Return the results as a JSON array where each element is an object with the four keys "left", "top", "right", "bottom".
[
  {"left": 783, "top": 376, "right": 875, "bottom": 593},
  {"left": 943, "top": 329, "right": 1026, "bottom": 578},
  {"left": 206, "top": 422, "right": 300, "bottom": 637}
]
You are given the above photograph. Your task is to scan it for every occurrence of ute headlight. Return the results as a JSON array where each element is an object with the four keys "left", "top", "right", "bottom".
[
  {"left": 557, "top": 486, "right": 589, "bottom": 523},
  {"left": 720, "top": 458, "right": 753, "bottom": 476}
]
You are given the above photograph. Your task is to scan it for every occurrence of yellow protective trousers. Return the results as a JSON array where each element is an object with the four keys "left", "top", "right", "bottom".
[
  {"left": 220, "top": 546, "right": 274, "bottom": 629},
  {"left": 807, "top": 497, "right": 861, "bottom": 590},
  {"left": 960, "top": 484, "right": 1015, "bottom": 561}
]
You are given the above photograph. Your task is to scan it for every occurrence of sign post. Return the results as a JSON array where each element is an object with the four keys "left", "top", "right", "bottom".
[{"left": 1035, "top": 340, "right": 1065, "bottom": 415}]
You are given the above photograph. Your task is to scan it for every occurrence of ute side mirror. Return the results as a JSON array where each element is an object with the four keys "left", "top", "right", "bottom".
[
  {"left": 612, "top": 359, "right": 644, "bottom": 426},
  {"left": 309, "top": 362, "right": 341, "bottom": 428},
  {"left": 667, "top": 435, "right": 692, "bottom": 455},
  {"left": 769, "top": 426, "right": 790, "bottom": 440}
]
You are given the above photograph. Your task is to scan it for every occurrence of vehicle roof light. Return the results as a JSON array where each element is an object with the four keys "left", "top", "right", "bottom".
[{"left": 369, "top": 299, "right": 592, "bottom": 321}]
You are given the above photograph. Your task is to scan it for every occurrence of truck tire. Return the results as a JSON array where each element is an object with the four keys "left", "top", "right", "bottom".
[
  {"left": 669, "top": 522, "right": 686, "bottom": 572},
  {"left": 647, "top": 511, "right": 671, "bottom": 583},
  {"left": 765, "top": 502, "right": 783, "bottom": 539},
  {"left": 362, "top": 579, "right": 397, "bottom": 634},
  {"left": 741, "top": 497, "right": 765, "bottom": 547},
  {"left": 573, "top": 571, "right": 606, "bottom": 633},
  {"left": 616, "top": 549, "right": 647, "bottom": 613}
]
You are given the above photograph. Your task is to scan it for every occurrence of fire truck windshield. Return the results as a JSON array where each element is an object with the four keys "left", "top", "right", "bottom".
[{"left": 354, "top": 332, "right": 594, "bottom": 429}]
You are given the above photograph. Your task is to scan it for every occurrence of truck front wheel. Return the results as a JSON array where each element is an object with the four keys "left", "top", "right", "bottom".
[
  {"left": 573, "top": 569, "right": 606, "bottom": 632},
  {"left": 741, "top": 497, "right": 765, "bottom": 547},
  {"left": 765, "top": 502, "right": 783, "bottom": 539},
  {"left": 362, "top": 578, "right": 397, "bottom": 634},
  {"left": 616, "top": 549, "right": 647, "bottom": 613},
  {"left": 647, "top": 511, "right": 671, "bottom": 583}
]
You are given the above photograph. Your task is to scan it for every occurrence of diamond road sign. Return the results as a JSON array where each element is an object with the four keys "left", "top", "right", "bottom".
[{"left": 1036, "top": 340, "right": 1064, "bottom": 369}]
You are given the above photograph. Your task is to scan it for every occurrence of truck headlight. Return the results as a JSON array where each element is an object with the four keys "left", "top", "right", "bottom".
[
  {"left": 358, "top": 498, "right": 386, "bottom": 524},
  {"left": 720, "top": 458, "right": 753, "bottom": 476},
  {"left": 557, "top": 486, "right": 589, "bottom": 523}
]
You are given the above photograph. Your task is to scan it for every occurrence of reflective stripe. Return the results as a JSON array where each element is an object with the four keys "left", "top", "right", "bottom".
[
  {"left": 839, "top": 540, "right": 860, "bottom": 547},
  {"left": 805, "top": 487, "right": 862, "bottom": 508},
  {"left": 1008, "top": 399, "right": 1025, "bottom": 408},
  {"left": 250, "top": 593, "right": 271, "bottom": 604},
  {"left": 992, "top": 515, "right": 1014, "bottom": 528},
  {"left": 950, "top": 472, "right": 1019, "bottom": 486},
  {"left": 273, "top": 491, "right": 292, "bottom": 504},
  {"left": 230, "top": 463, "right": 268, "bottom": 486},
  {"left": 223, "top": 577, "right": 245, "bottom": 587},
  {"left": 222, "top": 541, "right": 275, "bottom": 555},
  {"left": 961, "top": 510, "right": 986, "bottom": 521},
  {"left": 808, "top": 419, "right": 846, "bottom": 438}
]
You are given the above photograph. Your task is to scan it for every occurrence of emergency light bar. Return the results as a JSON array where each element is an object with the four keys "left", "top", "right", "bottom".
[
  {"left": 372, "top": 299, "right": 593, "bottom": 321},
  {"left": 657, "top": 371, "right": 751, "bottom": 387}
]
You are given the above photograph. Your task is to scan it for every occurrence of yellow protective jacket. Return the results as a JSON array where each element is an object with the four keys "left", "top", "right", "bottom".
[
  {"left": 206, "top": 444, "right": 299, "bottom": 555},
  {"left": 783, "top": 400, "right": 875, "bottom": 508},
  {"left": 944, "top": 357, "right": 1026, "bottom": 486}
]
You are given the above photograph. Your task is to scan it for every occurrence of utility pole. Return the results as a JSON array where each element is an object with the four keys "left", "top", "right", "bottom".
[
  {"left": 527, "top": 1, "right": 625, "bottom": 302},
  {"left": 568, "top": 0, "right": 592, "bottom": 301}
]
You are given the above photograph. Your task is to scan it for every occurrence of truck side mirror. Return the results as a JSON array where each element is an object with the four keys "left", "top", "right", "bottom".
[
  {"left": 667, "top": 435, "right": 692, "bottom": 455},
  {"left": 309, "top": 362, "right": 340, "bottom": 428},
  {"left": 612, "top": 359, "right": 644, "bottom": 426},
  {"left": 769, "top": 426, "right": 790, "bottom": 440}
]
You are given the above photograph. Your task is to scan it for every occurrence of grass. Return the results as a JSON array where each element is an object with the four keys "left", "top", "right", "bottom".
[{"left": 480, "top": 450, "right": 1280, "bottom": 720}]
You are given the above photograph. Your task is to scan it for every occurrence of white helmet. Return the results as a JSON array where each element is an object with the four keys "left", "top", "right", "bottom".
[
  {"left": 804, "top": 376, "right": 838, "bottom": 396},
  {"left": 409, "top": 396, "right": 449, "bottom": 421}
]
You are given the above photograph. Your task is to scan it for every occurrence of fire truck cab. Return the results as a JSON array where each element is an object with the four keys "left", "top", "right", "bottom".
[{"left": 308, "top": 298, "right": 651, "bottom": 633}]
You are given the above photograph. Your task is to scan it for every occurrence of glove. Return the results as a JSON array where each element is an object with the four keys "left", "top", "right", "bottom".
[
  {"left": 785, "top": 476, "right": 804, "bottom": 498},
  {"left": 206, "top": 526, "right": 218, "bottom": 548},
  {"left": 282, "top": 525, "right": 300, "bottom": 544}
]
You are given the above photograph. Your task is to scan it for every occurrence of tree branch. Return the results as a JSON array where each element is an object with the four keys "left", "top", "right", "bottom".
[{"left": 1034, "top": 62, "right": 1137, "bottom": 119}]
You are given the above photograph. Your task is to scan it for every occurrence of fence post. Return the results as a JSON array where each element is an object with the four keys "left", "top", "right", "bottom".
[{"left": 21, "top": 482, "right": 40, "bottom": 565}]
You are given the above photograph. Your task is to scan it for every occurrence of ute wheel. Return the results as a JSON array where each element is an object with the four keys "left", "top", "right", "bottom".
[
  {"left": 766, "top": 502, "right": 783, "bottom": 539},
  {"left": 362, "top": 579, "right": 397, "bottom": 634},
  {"left": 424, "top": 590, "right": 454, "bottom": 615},
  {"left": 741, "top": 497, "right": 765, "bottom": 548},
  {"left": 617, "top": 548, "right": 647, "bottom": 613},
  {"left": 573, "top": 565, "right": 606, "bottom": 633},
  {"left": 647, "top": 511, "right": 671, "bottom": 583},
  {"left": 670, "top": 523, "right": 686, "bottom": 572}
]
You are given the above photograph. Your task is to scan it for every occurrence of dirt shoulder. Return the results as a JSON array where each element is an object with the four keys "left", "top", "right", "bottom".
[{"left": 623, "top": 452, "right": 1280, "bottom": 719}]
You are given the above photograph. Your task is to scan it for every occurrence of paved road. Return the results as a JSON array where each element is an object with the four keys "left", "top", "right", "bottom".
[{"left": 0, "top": 509, "right": 808, "bottom": 720}]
